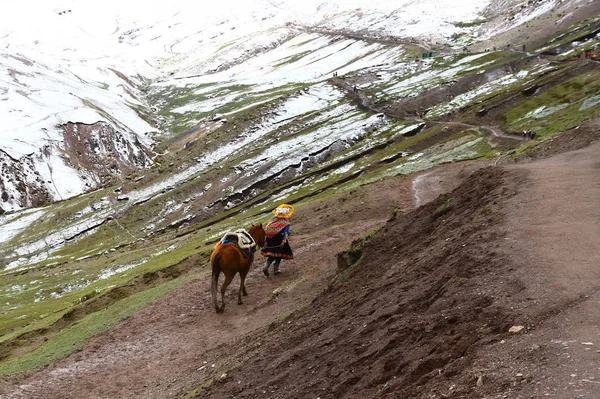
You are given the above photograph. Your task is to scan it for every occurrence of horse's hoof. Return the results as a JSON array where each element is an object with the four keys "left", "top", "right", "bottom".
[
  {"left": 216, "top": 307, "right": 224, "bottom": 314},
  {"left": 262, "top": 268, "right": 269, "bottom": 277},
  {"left": 238, "top": 301, "right": 243, "bottom": 305},
  {"left": 274, "top": 270, "right": 281, "bottom": 275}
]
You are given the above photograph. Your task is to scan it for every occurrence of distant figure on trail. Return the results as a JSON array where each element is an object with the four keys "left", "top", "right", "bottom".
[
  {"left": 261, "top": 204, "right": 294, "bottom": 276},
  {"left": 522, "top": 130, "right": 536, "bottom": 140},
  {"left": 353, "top": 85, "right": 358, "bottom": 92}
]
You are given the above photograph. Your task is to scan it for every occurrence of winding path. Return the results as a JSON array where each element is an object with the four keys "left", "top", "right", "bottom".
[
  {"left": 289, "top": 23, "right": 437, "bottom": 53},
  {"left": 328, "top": 77, "right": 523, "bottom": 141}
]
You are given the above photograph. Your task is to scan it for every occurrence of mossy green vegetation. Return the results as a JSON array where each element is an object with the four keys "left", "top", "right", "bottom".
[
  {"left": 433, "top": 198, "right": 453, "bottom": 219},
  {"left": 453, "top": 20, "right": 487, "bottom": 28},
  {"left": 328, "top": 227, "right": 380, "bottom": 289},
  {"left": 273, "top": 50, "right": 314, "bottom": 68},
  {"left": 535, "top": 15, "right": 600, "bottom": 55},
  {"left": 504, "top": 69, "right": 600, "bottom": 137},
  {"left": 149, "top": 81, "right": 310, "bottom": 138},
  {"left": 0, "top": 275, "right": 195, "bottom": 376},
  {"left": 215, "top": 40, "right": 238, "bottom": 53},
  {"left": 0, "top": 220, "right": 213, "bottom": 374},
  {"left": 373, "top": 50, "right": 519, "bottom": 102},
  {"left": 0, "top": 192, "right": 214, "bottom": 342},
  {"left": 80, "top": 99, "right": 128, "bottom": 132}
]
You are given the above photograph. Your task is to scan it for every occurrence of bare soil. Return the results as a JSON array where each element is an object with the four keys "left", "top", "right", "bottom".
[{"left": 1, "top": 120, "right": 598, "bottom": 398}]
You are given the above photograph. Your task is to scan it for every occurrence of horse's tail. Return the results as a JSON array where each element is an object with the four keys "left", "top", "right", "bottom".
[{"left": 211, "top": 252, "right": 221, "bottom": 313}]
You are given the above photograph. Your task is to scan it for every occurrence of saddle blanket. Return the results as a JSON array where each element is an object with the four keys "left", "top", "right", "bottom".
[{"left": 219, "top": 229, "right": 256, "bottom": 249}]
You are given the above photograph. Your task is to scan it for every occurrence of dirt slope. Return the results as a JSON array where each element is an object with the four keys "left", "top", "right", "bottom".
[
  {"left": 194, "top": 168, "right": 525, "bottom": 398},
  {"left": 192, "top": 135, "right": 600, "bottom": 398},
  {"left": 1, "top": 128, "right": 598, "bottom": 398}
]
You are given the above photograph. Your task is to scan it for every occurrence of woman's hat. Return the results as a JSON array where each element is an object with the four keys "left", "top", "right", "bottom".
[{"left": 272, "top": 204, "right": 294, "bottom": 219}]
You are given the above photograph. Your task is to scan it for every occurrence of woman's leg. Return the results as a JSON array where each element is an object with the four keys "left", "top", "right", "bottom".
[
  {"left": 273, "top": 258, "right": 282, "bottom": 275},
  {"left": 263, "top": 256, "right": 274, "bottom": 276}
]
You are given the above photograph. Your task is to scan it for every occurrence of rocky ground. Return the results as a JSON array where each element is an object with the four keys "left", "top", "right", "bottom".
[{"left": 1, "top": 114, "right": 598, "bottom": 398}]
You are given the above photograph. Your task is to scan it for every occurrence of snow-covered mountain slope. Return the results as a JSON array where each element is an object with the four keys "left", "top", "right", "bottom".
[
  {"left": 0, "top": 20, "right": 158, "bottom": 210},
  {"left": 0, "top": 49, "right": 156, "bottom": 211},
  {"left": 0, "top": 0, "right": 571, "bottom": 211}
]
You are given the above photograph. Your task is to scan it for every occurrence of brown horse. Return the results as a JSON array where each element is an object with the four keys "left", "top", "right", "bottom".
[{"left": 210, "top": 224, "right": 266, "bottom": 313}]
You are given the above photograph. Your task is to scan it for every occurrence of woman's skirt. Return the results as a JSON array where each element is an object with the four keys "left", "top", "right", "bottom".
[{"left": 261, "top": 234, "right": 293, "bottom": 259}]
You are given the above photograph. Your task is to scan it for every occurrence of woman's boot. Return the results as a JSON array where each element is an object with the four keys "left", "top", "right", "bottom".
[{"left": 262, "top": 259, "right": 272, "bottom": 276}]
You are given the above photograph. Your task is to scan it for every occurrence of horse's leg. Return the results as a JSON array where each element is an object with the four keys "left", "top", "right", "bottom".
[
  {"left": 242, "top": 274, "right": 248, "bottom": 296},
  {"left": 239, "top": 268, "right": 249, "bottom": 304},
  {"left": 241, "top": 257, "right": 253, "bottom": 299},
  {"left": 219, "top": 271, "right": 235, "bottom": 312},
  {"left": 211, "top": 254, "right": 221, "bottom": 313},
  {"left": 238, "top": 275, "right": 244, "bottom": 305}
]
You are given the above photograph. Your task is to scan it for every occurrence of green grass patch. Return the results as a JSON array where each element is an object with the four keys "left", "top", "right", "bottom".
[
  {"left": 375, "top": 51, "right": 515, "bottom": 98},
  {"left": 535, "top": 15, "right": 600, "bottom": 54},
  {"left": 433, "top": 198, "right": 454, "bottom": 219},
  {"left": 453, "top": 51, "right": 520, "bottom": 78},
  {"left": 328, "top": 227, "right": 380, "bottom": 289},
  {"left": 273, "top": 50, "right": 313, "bottom": 68},
  {"left": 453, "top": 20, "right": 487, "bottom": 28},
  {"left": 8, "top": 190, "right": 109, "bottom": 246},
  {"left": 503, "top": 70, "right": 600, "bottom": 136},
  {"left": 291, "top": 36, "right": 319, "bottom": 49},
  {"left": 81, "top": 99, "right": 127, "bottom": 131},
  {"left": 155, "top": 81, "right": 310, "bottom": 136},
  {"left": 215, "top": 40, "right": 237, "bottom": 53},
  {"left": 0, "top": 275, "right": 194, "bottom": 376},
  {"left": 0, "top": 217, "right": 212, "bottom": 343}
]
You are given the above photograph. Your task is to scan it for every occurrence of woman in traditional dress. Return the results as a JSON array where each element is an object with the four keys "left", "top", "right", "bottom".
[{"left": 261, "top": 204, "right": 294, "bottom": 276}]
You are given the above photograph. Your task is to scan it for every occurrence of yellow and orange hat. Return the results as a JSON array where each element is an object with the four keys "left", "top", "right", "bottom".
[{"left": 272, "top": 204, "right": 294, "bottom": 219}]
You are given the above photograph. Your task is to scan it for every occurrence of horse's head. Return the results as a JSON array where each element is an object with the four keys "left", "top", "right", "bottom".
[{"left": 248, "top": 223, "right": 266, "bottom": 248}]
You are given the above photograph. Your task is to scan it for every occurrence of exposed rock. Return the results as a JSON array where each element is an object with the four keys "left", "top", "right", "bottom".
[
  {"left": 0, "top": 121, "right": 153, "bottom": 211},
  {"left": 60, "top": 121, "right": 153, "bottom": 186},
  {"left": 0, "top": 148, "right": 54, "bottom": 211},
  {"left": 508, "top": 325, "right": 525, "bottom": 333}
]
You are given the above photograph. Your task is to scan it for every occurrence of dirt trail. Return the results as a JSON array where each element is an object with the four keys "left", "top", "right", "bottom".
[
  {"left": 462, "top": 141, "right": 600, "bottom": 398},
  {"left": 290, "top": 23, "right": 437, "bottom": 53},
  {"left": 329, "top": 78, "right": 523, "bottom": 143}
]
